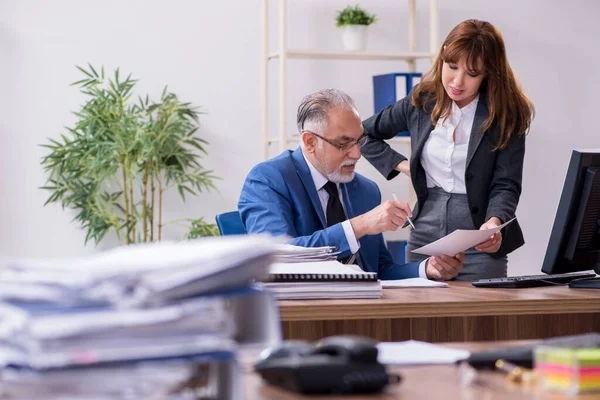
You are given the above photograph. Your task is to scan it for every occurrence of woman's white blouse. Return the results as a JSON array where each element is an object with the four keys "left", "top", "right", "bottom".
[{"left": 420, "top": 95, "right": 479, "bottom": 194}]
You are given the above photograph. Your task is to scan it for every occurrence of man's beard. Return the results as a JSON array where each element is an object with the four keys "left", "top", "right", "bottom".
[
  {"left": 314, "top": 151, "right": 357, "bottom": 183},
  {"left": 327, "top": 160, "right": 356, "bottom": 183}
]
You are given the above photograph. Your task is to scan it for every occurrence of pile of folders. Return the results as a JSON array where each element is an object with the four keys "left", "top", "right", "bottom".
[{"left": 0, "top": 236, "right": 282, "bottom": 399}]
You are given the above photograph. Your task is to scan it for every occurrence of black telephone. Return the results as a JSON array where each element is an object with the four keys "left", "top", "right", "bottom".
[{"left": 254, "top": 335, "right": 401, "bottom": 395}]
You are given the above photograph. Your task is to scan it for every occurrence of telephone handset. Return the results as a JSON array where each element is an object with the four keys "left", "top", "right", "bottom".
[{"left": 254, "top": 335, "right": 401, "bottom": 395}]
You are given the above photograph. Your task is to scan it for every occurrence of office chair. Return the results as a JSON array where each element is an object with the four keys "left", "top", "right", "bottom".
[{"left": 215, "top": 211, "right": 247, "bottom": 235}]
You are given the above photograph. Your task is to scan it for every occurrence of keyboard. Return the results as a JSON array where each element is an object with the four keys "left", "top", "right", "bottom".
[
  {"left": 467, "top": 332, "right": 600, "bottom": 369},
  {"left": 472, "top": 271, "right": 597, "bottom": 288}
]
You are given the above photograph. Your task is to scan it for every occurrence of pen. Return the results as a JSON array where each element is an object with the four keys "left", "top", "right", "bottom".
[
  {"left": 392, "top": 192, "right": 416, "bottom": 230},
  {"left": 495, "top": 359, "right": 536, "bottom": 384}
]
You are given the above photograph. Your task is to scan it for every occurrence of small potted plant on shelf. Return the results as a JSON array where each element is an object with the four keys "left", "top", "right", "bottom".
[{"left": 335, "top": 4, "right": 377, "bottom": 52}]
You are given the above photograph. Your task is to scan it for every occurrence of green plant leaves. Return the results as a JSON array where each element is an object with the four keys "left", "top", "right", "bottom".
[
  {"left": 40, "top": 64, "right": 218, "bottom": 245},
  {"left": 185, "top": 217, "right": 220, "bottom": 239},
  {"left": 335, "top": 4, "right": 377, "bottom": 27}
]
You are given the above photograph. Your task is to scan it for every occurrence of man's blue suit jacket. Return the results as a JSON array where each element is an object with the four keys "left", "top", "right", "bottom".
[{"left": 238, "top": 147, "right": 422, "bottom": 280}]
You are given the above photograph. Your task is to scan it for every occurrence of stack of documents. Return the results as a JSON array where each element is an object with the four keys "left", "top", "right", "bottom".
[
  {"left": 0, "top": 358, "right": 229, "bottom": 399},
  {"left": 0, "top": 235, "right": 282, "bottom": 399},
  {"left": 263, "top": 261, "right": 382, "bottom": 300},
  {"left": 264, "top": 281, "right": 382, "bottom": 300},
  {"left": 0, "top": 296, "right": 234, "bottom": 369},
  {"left": 272, "top": 244, "right": 338, "bottom": 263},
  {"left": 0, "top": 235, "right": 276, "bottom": 306}
]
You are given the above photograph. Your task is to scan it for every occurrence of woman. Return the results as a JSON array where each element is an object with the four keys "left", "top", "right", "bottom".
[{"left": 361, "top": 19, "right": 534, "bottom": 280}]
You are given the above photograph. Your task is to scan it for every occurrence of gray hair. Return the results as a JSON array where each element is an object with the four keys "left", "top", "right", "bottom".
[{"left": 296, "top": 89, "right": 358, "bottom": 134}]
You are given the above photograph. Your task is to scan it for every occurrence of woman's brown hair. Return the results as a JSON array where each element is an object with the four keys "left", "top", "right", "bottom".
[{"left": 412, "top": 19, "right": 535, "bottom": 150}]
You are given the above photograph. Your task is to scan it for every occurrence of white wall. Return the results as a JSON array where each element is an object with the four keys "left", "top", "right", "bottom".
[{"left": 1, "top": 0, "right": 599, "bottom": 276}]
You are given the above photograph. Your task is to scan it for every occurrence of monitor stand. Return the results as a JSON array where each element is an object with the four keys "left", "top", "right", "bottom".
[{"left": 569, "top": 277, "right": 600, "bottom": 289}]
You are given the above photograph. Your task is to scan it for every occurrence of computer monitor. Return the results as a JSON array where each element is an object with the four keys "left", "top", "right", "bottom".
[{"left": 542, "top": 150, "right": 600, "bottom": 281}]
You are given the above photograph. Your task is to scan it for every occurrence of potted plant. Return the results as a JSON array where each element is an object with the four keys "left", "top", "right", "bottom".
[
  {"left": 41, "top": 64, "right": 220, "bottom": 245},
  {"left": 335, "top": 4, "right": 377, "bottom": 51}
]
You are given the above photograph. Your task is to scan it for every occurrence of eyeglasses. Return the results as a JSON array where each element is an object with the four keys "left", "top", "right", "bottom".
[{"left": 304, "top": 130, "right": 368, "bottom": 151}]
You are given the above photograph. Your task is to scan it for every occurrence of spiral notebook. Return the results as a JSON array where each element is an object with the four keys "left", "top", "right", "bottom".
[{"left": 268, "top": 261, "right": 378, "bottom": 282}]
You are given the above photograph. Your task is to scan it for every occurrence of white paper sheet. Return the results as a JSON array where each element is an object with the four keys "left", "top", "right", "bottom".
[
  {"left": 269, "top": 261, "right": 369, "bottom": 275},
  {"left": 381, "top": 278, "right": 448, "bottom": 288},
  {"left": 411, "top": 218, "right": 515, "bottom": 256},
  {"left": 377, "top": 340, "right": 470, "bottom": 365}
]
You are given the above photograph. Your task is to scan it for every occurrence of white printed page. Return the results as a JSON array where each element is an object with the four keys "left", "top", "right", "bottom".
[{"left": 411, "top": 218, "right": 515, "bottom": 256}]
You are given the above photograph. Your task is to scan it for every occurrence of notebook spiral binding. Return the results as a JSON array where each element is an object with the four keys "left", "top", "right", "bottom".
[{"left": 270, "top": 272, "right": 378, "bottom": 282}]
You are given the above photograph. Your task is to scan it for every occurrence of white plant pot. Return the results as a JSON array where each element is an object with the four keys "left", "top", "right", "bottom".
[{"left": 341, "top": 25, "right": 368, "bottom": 52}]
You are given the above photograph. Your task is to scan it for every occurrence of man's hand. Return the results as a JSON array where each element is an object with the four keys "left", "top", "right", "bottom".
[
  {"left": 475, "top": 217, "right": 503, "bottom": 253},
  {"left": 394, "top": 160, "right": 410, "bottom": 177},
  {"left": 350, "top": 199, "right": 412, "bottom": 239},
  {"left": 425, "top": 253, "right": 465, "bottom": 281}
]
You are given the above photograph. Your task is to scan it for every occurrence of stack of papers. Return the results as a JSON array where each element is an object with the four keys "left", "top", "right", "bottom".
[
  {"left": 264, "top": 281, "right": 383, "bottom": 300},
  {"left": 263, "top": 261, "right": 382, "bottom": 300},
  {"left": 0, "top": 236, "right": 276, "bottom": 307},
  {"left": 0, "top": 235, "right": 279, "bottom": 398},
  {"left": 272, "top": 244, "right": 338, "bottom": 263},
  {"left": 0, "top": 297, "right": 234, "bottom": 369},
  {"left": 0, "top": 358, "right": 220, "bottom": 399}
]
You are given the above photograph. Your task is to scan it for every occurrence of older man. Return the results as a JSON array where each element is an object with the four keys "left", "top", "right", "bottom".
[{"left": 239, "top": 89, "right": 463, "bottom": 280}]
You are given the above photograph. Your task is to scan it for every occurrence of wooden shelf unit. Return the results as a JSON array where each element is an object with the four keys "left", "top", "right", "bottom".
[{"left": 261, "top": 0, "right": 439, "bottom": 159}]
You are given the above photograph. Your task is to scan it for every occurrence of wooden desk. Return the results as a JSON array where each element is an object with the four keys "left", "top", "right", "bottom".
[
  {"left": 279, "top": 282, "right": 600, "bottom": 342},
  {"left": 245, "top": 341, "right": 599, "bottom": 399}
]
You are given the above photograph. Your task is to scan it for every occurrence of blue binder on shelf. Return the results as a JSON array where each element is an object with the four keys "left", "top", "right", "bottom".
[{"left": 373, "top": 72, "right": 422, "bottom": 136}]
